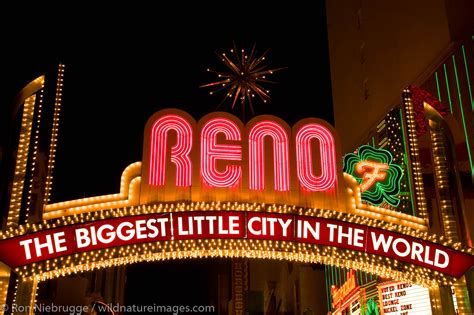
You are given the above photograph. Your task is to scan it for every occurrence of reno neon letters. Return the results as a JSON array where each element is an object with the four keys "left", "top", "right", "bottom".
[{"left": 146, "top": 110, "right": 337, "bottom": 193}]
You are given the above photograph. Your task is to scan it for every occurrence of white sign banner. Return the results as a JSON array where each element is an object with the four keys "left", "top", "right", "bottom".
[{"left": 378, "top": 281, "right": 432, "bottom": 314}]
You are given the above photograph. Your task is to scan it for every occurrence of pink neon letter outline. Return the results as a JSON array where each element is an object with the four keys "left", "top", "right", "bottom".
[
  {"left": 201, "top": 118, "right": 242, "bottom": 187},
  {"left": 249, "top": 121, "right": 290, "bottom": 191},
  {"left": 149, "top": 114, "right": 193, "bottom": 187},
  {"left": 296, "top": 123, "right": 336, "bottom": 191}
]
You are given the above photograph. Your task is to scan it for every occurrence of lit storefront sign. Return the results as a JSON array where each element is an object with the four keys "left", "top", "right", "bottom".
[
  {"left": 330, "top": 270, "right": 373, "bottom": 315},
  {"left": 331, "top": 270, "right": 359, "bottom": 313},
  {"left": 378, "top": 281, "right": 432, "bottom": 314}
]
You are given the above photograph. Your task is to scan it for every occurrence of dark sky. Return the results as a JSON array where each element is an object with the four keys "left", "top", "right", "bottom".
[{"left": 0, "top": 4, "right": 333, "bottom": 202}]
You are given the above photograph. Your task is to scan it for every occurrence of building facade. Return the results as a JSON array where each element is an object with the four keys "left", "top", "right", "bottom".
[{"left": 327, "top": 1, "right": 474, "bottom": 313}]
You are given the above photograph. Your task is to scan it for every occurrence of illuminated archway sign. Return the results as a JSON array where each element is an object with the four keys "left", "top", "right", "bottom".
[{"left": 0, "top": 109, "right": 473, "bottom": 288}]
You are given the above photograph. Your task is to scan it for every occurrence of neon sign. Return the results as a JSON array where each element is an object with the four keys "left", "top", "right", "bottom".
[
  {"left": 343, "top": 145, "right": 403, "bottom": 207},
  {"left": 1, "top": 211, "right": 473, "bottom": 278},
  {"left": 142, "top": 109, "right": 339, "bottom": 207},
  {"left": 355, "top": 160, "right": 389, "bottom": 192},
  {"left": 331, "top": 270, "right": 358, "bottom": 309}
]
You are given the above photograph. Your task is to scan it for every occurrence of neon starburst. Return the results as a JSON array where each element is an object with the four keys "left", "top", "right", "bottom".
[{"left": 201, "top": 43, "right": 284, "bottom": 116}]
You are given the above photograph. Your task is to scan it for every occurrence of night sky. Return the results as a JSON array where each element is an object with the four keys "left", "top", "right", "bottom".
[
  {"left": 1, "top": 4, "right": 332, "bottom": 306},
  {"left": 1, "top": 4, "right": 332, "bottom": 202}
]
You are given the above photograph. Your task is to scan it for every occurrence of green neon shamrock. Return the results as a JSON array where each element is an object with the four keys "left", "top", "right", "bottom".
[{"left": 343, "top": 145, "right": 403, "bottom": 207}]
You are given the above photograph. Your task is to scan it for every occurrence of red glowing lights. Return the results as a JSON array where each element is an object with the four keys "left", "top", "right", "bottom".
[
  {"left": 249, "top": 121, "right": 290, "bottom": 191},
  {"left": 296, "top": 124, "right": 337, "bottom": 191},
  {"left": 149, "top": 114, "right": 193, "bottom": 187},
  {"left": 355, "top": 161, "right": 389, "bottom": 192},
  {"left": 147, "top": 110, "right": 338, "bottom": 193},
  {"left": 201, "top": 118, "right": 242, "bottom": 188}
]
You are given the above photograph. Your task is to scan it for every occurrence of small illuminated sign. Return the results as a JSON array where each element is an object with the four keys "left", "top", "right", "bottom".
[
  {"left": 331, "top": 270, "right": 358, "bottom": 309},
  {"left": 343, "top": 145, "right": 403, "bottom": 207},
  {"left": 378, "top": 281, "right": 432, "bottom": 314}
]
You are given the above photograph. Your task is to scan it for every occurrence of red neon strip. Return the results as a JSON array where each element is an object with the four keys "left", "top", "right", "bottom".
[{"left": 201, "top": 118, "right": 242, "bottom": 187}]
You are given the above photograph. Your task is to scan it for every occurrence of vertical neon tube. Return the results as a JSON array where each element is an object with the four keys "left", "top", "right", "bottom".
[
  {"left": 444, "top": 63, "right": 454, "bottom": 113},
  {"left": 461, "top": 46, "right": 474, "bottom": 111},
  {"left": 357, "top": 270, "right": 363, "bottom": 288},
  {"left": 453, "top": 55, "right": 474, "bottom": 178},
  {"left": 435, "top": 72, "right": 442, "bottom": 101},
  {"left": 324, "top": 265, "right": 331, "bottom": 312}
]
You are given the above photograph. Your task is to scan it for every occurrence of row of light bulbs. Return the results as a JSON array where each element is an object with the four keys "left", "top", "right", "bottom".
[{"left": 15, "top": 238, "right": 450, "bottom": 288}]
